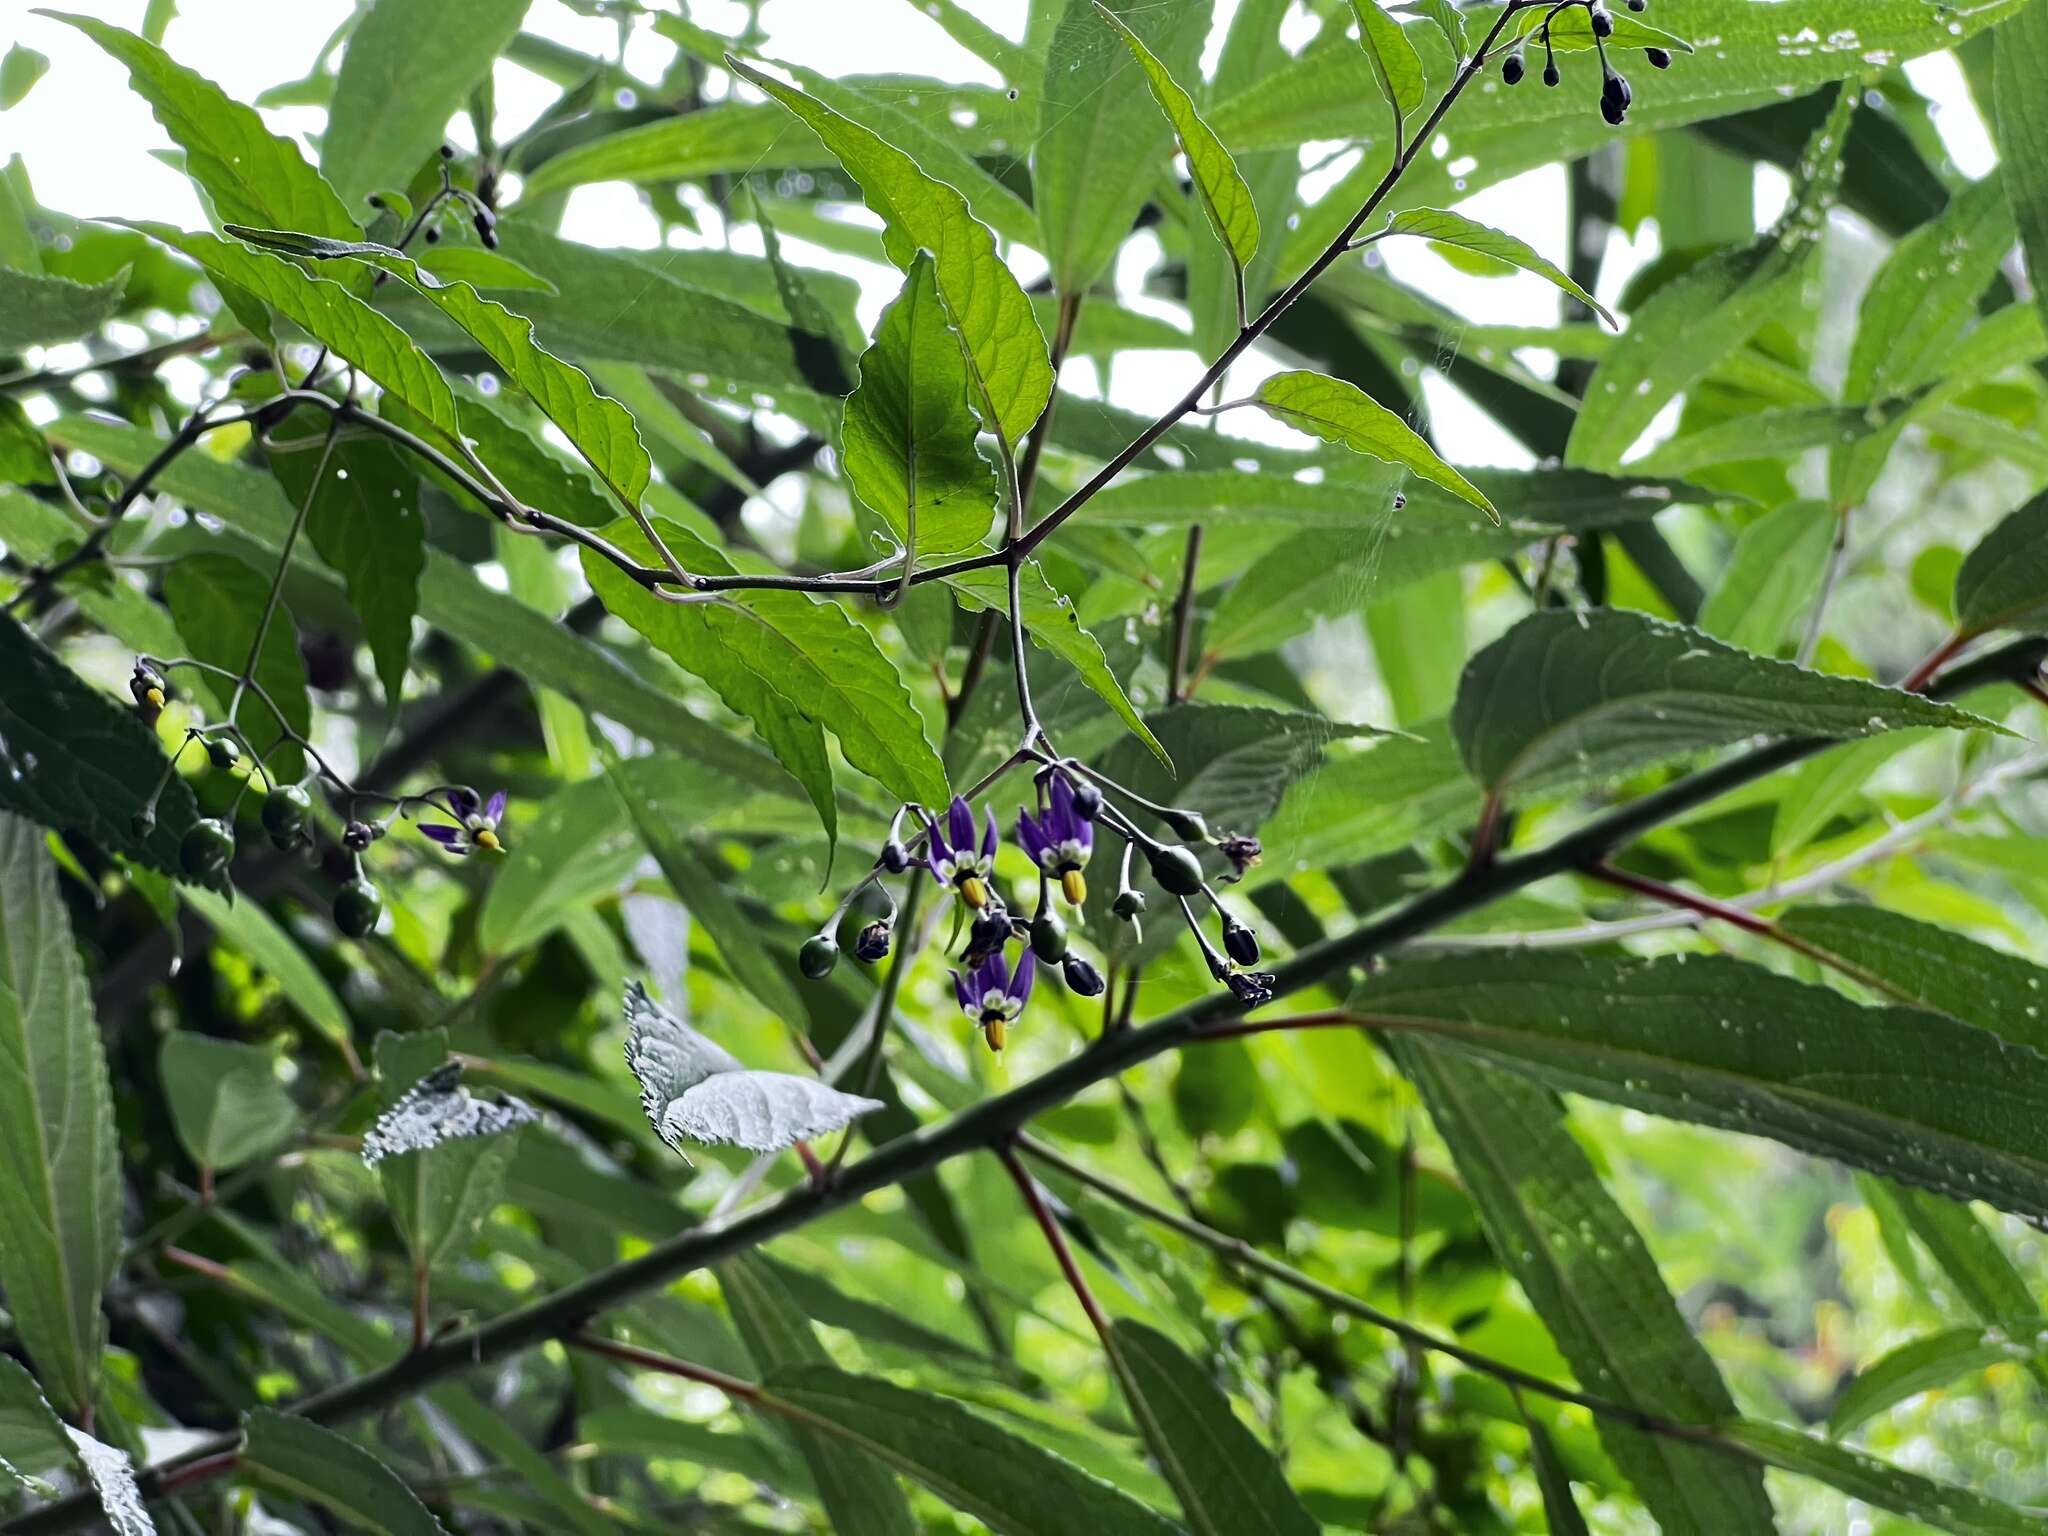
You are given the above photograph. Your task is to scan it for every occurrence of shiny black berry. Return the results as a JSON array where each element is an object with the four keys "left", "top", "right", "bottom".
[
  {"left": 180, "top": 818, "right": 234, "bottom": 878},
  {"left": 1645, "top": 47, "right": 1671, "bottom": 69},
  {"left": 1061, "top": 956, "right": 1105, "bottom": 997},
  {"left": 1502, "top": 52, "right": 1525, "bottom": 86},
  {"left": 261, "top": 784, "right": 312, "bottom": 846},
  {"left": 334, "top": 878, "right": 382, "bottom": 938},
  {"left": 343, "top": 820, "right": 374, "bottom": 852},
  {"left": 1222, "top": 918, "right": 1261, "bottom": 967},
  {"left": 799, "top": 934, "right": 839, "bottom": 980}
]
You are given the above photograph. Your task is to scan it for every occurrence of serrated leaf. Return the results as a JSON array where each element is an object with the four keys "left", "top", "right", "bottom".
[
  {"left": 1697, "top": 500, "right": 1834, "bottom": 654},
  {"left": 1955, "top": 488, "right": 2048, "bottom": 636},
  {"left": 624, "top": 982, "right": 877, "bottom": 1153},
  {"left": 1723, "top": 1420, "right": 2041, "bottom": 1536},
  {"left": 1450, "top": 609, "right": 1989, "bottom": 802},
  {"left": 1111, "top": 1321, "right": 1318, "bottom": 1536},
  {"left": 45, "top": 12, "right": 358, "bottom": 242},
  {"left": 1346, "top": 0, "right": 1424, "bottom": 125},
  {"left": 64, "top": 1427, "right": 154, "bottom": 1536},
  {"left": 1252, "top": 371, "right": 1499, "bottom": 521},
  {"left": 1997, "top": 4, "right": 2048, "bottom": 342},
  {"left": 0, "top": 1357, "right": 71, "bottom": 1493},
  {"left": 1881, "top": 1181, "right": 2048, "bottom": 1386},
  {"left": 159, "top": 1034, "right": 297, "bottom": 1173},
  {"left": 0, "top": 265, "right": 125, "bottom": 350},
  {"left": 1355, "top": 950, "right": 2048, "bottom": 1223},
  {"left": 224, "top": 225, "right": 651, "bottom": 512},
  {"left": 1096, "top": 3, "right": 1259, "bottom": 289},
  {"left": 1264, "top": 720, "right": 1481, "bottom": 878},
  {"left": 320, "top": 0, "right": 527, "bottom": 210},
  {"left": 163, "top": 551, "right": 314, "bottom": 786},
  {"left": 941, "top": 562, "right": 1167, "bottom": 767},
  {"left": 1828, "top": 1327, "right": 2037, "bottom": 1438},
  {"left": 583, "top": 515, "right": 946, "bottom": 840},
  {"left": 729, "top": 57, "right": 1051, "bottom": 446},
  {"left": 241, "top": 1409, "right": 449, "bottom": 1534},
  {"left": 0, "top": 613, "right": 218, "bottom": 884},
  {"left": 1632, "top": 404, "right": 1910, "bottom": 478},
  {"left": 842, "top": 253, "right": 1001, "bottom": 559},
  {"left": 0, "top": 814, "right": 121, "bottom": 1417},
  {"left": 1567, "top": 90, "right": 1854, "bottom": 470},
  {"left": 1397, "top": 1043, "right": 1773, "bottom": 1532},
  {"left": 1388, "top": 209, "right": 1612, "bottom": 326}
]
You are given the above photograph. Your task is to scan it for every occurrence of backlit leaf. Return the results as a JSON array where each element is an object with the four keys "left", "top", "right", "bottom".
[
  {"left": 242, "top": 1409, "right": 450, "bottom": 1534},
  {"left": 1253, "top": 371, "right": 1499, "bottom": 521},
  {"left": 1954, "top": 489, "right": 2048, "bottom": 636},
  {"left": 1996, "top": 3, "right": 2048, "bottom": 340},
  {"left": 1387, "top": 208, "right": 1612, "bottom": 326},
  {"left": 0, "top": 265, "right": 124, "bottom": 350}
]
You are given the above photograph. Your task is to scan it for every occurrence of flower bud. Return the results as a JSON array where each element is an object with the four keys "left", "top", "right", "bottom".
[
  {"left": 854, "top": 920, "right": 892, "bottom": 964},
  {"left": 1222, "top": 918, "right": 1261, "bottom": 967},
  {"left": 130, "top": 661, "right": 168, "bottom": 719},
  {"left": 1164, "top": 809, "right": 1209, "bottom": 842},
  {"left": 1645, "top": 46, "right": 1671, "bottom": 68},
  {"left": 343, "top": 820, "right": 375, "bottom": 852},
  {"left": 1146, "top": 843, "right": 1205, "bottom": 896},
  {"left": 1590, "top": 4, "right": 1613, "bottom": 36},
  {"left": 799, "top": 934, "right": 840, "bottom": 980},
  {"left": 1626, "top": 0, "right": 1645, "bottom": 10},
  {"left": 879, "top": 839, "right": 909, "bottom": 873},
  {"left": 1061, "top": 955, "right": 1105, "bottom": 997},
  {"left": 334, "top": 877, "right": 382, "bottom": 938},
  {"left": 1601, "top": 71, "right": 1632, "bottom": 125},
  {"left": 1543, "top": 61, "right": 1561, "bottom": 87},
  {"left": 131, "top": 805, "right": 156, "bottom": 839},
  {"left": 968, "top": 903, "right": 1012, "bottom": 959},
  {"left": 1502, "top": 50, "right": 1525, "bottom": 85},
  {"left": 1071, "top": 780, "right": 1102, "bottom": 820},
  {"left": 1225, "top": 971, "right": 1277, "bottom": 1007},
  {"left": 1219, "top": 833, "right": 1264, "bottom": 879},
  {"left": 448, "top": 786, "right": 482, "bottom": 818},
  {"left": 1030, "top": 910, "right": 1069, "bottom": 963}
]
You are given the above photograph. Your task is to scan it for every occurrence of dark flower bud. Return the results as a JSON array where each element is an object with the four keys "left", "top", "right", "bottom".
[
  {"left": 1626, "top": 0, "right": 1645, "bottom": 10},
  {"left": 343, "top": 820, "right": 375, "bottom": 852},
  {"left": 131, "top": 805, "right": 156, "bottom": 839},
  {"left": 1601, "top": 71, "right": 1631, "bottom": 125},
  {"left": 1164, "top": 809, "right": 1210, "bottom": 842},
  {"left": 1146, "top": 843, "right": 1205, "bottom": 896},
  {"left": 206, "top": 735, "right": 241, "bottom": 771},
  {"left": 180, "top": 818, "right": 234, "bottom": 878},
  {"left": 1112, "top": 887, "right": 1148, "bottom": 921},
  {"left": 472, "top": 208, "right": 498, "bottom": 249},
  {"left": 424, "top": 225, "right": 441, "bottom": 243},
  {"left": 439, "top": 142, "right": 456, "bottom": 160},
  {"left": 1061, "top": 955, "right": 1105, "bottom": 997},
  {"left": 1226, "top": 971, "right": 1277, "bottom": 1007},
  {"left": 1222, "top": 918, "right": 1261, "bottom": 967},
  {"left": 1502, "top": 50, "right": 1525, "bottom": 85},
  {"left": 1645, "top": 46, "right": 1671, "bottom": 68},
  {"left": 262, "top": 784, "right": 312, "bottom": 847},
  {"left": 1590, "top": 4, "right": 1613, "bottom": 36},
  {"left": 799, "top": 934, "right": 840, "bottom": 980},
  {"left": 1543, "top": 61, "right": 1561, "bottom": 87},
  {"left": 968, "top": 902, "right": 1012, "bottom": 960},
  {"left": 854, "top": 920, "right": 892, "bottom": 964},
  {"left": 334, "top": 877, "right": 382, "bottom": 938},
  {"left": 1070, "top": 779, "right": 1102, "bottom": 820},
  {"left": 880, "top": 839, "right": 910, "bottom": 873},
  {"left": 448, "top": 786, "right": 482, "bottom": 818},
  {"left": 130, "top": 661, "right": 167, "bottom": 718},
  {"left": 1030, "top": 909, "right": 1069, "bottom": 963},
  {"left": 1218, "top": 833, "right": 1264, "bottom": 880}
]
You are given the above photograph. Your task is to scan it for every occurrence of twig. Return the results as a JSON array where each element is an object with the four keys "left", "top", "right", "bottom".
[{"left": 1166, "top": 525, "right": 1204, "bottom": 704}]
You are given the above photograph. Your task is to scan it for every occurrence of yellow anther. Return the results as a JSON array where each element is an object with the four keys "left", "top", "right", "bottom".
[
  {"left": 960, "top": 874, "right": 988, "bottom": 909},
  {"left": 144, "top": 687, "right": 165, "bottom": 708},
  {"left": 1061, "top": 869, "right": 1087, "bottom": 906},
  {"left": 474, "top": 828, "right": 503, "bottom": 852},
  {"left": 983, "top": 1016, "right": 1006, "bottom": 1052}
]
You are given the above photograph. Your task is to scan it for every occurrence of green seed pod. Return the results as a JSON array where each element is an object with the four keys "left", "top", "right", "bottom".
[
  {"left": 1146, "top": 843, "right": 1205, "bottom": 896},
  {"left": 799, "top": 934, "right": 840, "bottom": 980},
  {"left": 333, "top": 877, "right": 382, "bottom": 939},
  {"left": 1029, "top": 909, "right": 1069, "bottom": 963},
  {"left": 1164, "top": 809, "right": 1209, "bottom": 842},
  {"left": 261, "top": 784, "right": 312, "bottom": 846},
  {"left": 179, "top": 818, "right": 235, "bottom": 878},
  {"left": 206, "top": 736, "right": 242, "bottom": 771}
]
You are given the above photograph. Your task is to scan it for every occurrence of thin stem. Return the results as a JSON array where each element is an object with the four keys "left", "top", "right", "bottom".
[
  {"left": 1166, "top": 525, "right": 1204, "bottom": 704},
  {"left": 233, "top": 421, "right": 338, "bottom": 727},
  {"left": 1797, "top": 503, "right": 1851, "bottom": 666},
  {"left": 1006, "top": 555, "right": 1040, "bottom": 744}
]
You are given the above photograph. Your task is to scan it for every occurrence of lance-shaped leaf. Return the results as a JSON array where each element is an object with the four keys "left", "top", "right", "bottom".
[
  {"left": 0, "top": 265, "right": 126, "bottom": 350},
  {"left": 1997, "top": 3, "right": 2048, "bottom": 341},
  {"left": 45, "top": 12, "right": 358, "bottom": 241},
  {"left": 1725, "top": 1421, "right": 2041, "bottom": 1536},
  {"left": 1396, "top": 1042, "right": 1774, "bottom": 1532},
  {"left": 1355, "top": 950, "right": 2048, "bottom": 1223},
  {"left": 1633, "top": 403, "right": 1912, "bottom": 478},
  {"left": 1095, "top": 4, "right": 1259, "bottom": 299},
  {"left": 624, "top": 982, "right": 882, "bottom": 1154},
  {"left": 841, "top": 253, "right": 1001, "bottom": 559},
  {"left": 1828, "top": 1327, "right": 2039, "bottom": 1438},
  {"left": 1501, "top": 6, "right": 1694, "bottom": 54},
  {"left": 0, "top": 615, "right": 219, "bottom": 886},
  {"left": 242, "top": 1410, "right": 450, "bottom": 1535},
  {"left": 63, "top": 1428, "right": 154, "bottom": 1536},
  {"left": 0, "top": 1357, "right": 71, "bottom": 1496},
  {"left": 1954, "top": 488, "right": 2048, "bottom": 637},
  {"left": 1252, "top": 371, "right": 1499, "bottom": 522},
  {"left": 1386, "top": 209, "right": 1613, "bottom": 326},
  {"left": 1567, "top": 89, "right": 1854, "bottom": 470},
  {"left": 0, "top": 815, "right": 121, "bottom": 1418},
  {"left": 223, "top": 226, "right": 651, "bottom": 512},
  {"left": 1451, "top": 609, "right": 1989, "bottom": 802},
  {"left": 1346, "top": 0, "right": 1424, "bottom": 125},
  {"left": 727, "top": 56, "right": 1051, "bottom": 446},
  {"left": 159, "top": 1034, "right": 298, "bottom": 1174},
  {"left": 163, "top": 551, "right": 314, "bottom": 786}
]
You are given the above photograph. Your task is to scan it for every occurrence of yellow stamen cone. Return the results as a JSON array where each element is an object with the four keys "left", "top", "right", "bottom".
[
  {"left": 474, "top": 828, "right": 503, "bottom": 852},
  {"left": 960, "top": 874, "right": 988, "bottom": 909},
  {"left": 1061, "top": 869, "right": 1087, "bottom": 906},
  {"left": 983, "top": 1016, "right": 1006, "bottom": 1052}
]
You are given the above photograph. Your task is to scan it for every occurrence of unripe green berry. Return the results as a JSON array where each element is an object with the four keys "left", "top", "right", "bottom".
[
  {"left": 131, "top": 805, "right": 157, "bottom": 839},
  {"left": 180, "top": 818, "right": 234, "bottom": 878},
  {"left": 1146, "top": 844, "right": 1205, "bottom": 896},
  {"left": 261, "top": 784, "right": 312, "bottom": 846},
  {"left": 799, "top": 934, "right": 840, "bottom": 980},
  {"left": 1030, "top": 910, "right": 1069, "bottom": 963},
  {"left": 1164, "top": 809, "right": 1209, "bottom": 842},
  {"left": 206, "top": 736, "right": 242, "bottom": 771},
  {"left": 333, "top": 877, "right": 382, "bottom": 938}
]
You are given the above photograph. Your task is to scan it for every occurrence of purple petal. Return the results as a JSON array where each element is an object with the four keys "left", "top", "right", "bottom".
[
  {"left": 420, "top": 824, "right": 463, "bottom": 847},
  {"left": 921, "top": 810, "right": 950, "bottom": 874},
  {"left": 1050, "top": 773, "right": 1075, "bottom": 828},
  {"left": 974, "top": 948, "right": 1008, "bottom": 996},
  {"left": 484, "top": 790, "right": 507, "bottom": 823},
  {"left": 1015, "top": 808, "right": 1047, "bottom": 863},
  {"left": 947, "top": 796, "right": 975, "bottom": 852},
  {"left": 1074, "top": 815, "right": 1094, "bottom": 857},
  {"left": 1010, "top": 948, "right": 1037, "bottom": 1006},
  {"left": 980, "top": 805, "right": 998, "bottom": 860},
  {"left": 951, "top": 969, "right": 973, "bottom": 1014}
]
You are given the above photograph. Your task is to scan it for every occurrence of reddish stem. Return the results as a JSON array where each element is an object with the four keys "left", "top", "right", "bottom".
[
  {"left": 997, "top": 1144, "right": 1116, "bottom": 1341},
  {"left": 1192, "top": 1009, "right": 1362, "bottom": 1044},
  {"left": 160, "top": 1245, "right": 236, "bottom": 1285},
  {"left": 1586, "top": 862, "right": 1773, "bottom": 938},
  {"left": 1900, "top": 629, "right": 1970, "bottom": 693},
  {"left": 568, "top": 1331, "right": 762, "bottom": 1403},
  {"left": 155, "top": 1449, "right": 239, "bottom": 1498}
]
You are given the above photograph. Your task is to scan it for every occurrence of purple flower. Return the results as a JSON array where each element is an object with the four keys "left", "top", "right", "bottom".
[
  {"left": 924, "top": 795, "right": 997, "bottom": 908},
  {"left": 1017, "top": 774, "right": 1093, "bottom": 905},
  {"left": 950, "top": 946, "right": 1036, "bottom": 1052},
  {"left": 422, "top": 789, "right": 507, "bottom": 857}
]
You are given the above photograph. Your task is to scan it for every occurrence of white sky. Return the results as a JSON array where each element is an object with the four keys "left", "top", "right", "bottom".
[{"left": 0, "top": 1, "right": 2003, "bottom": 471}]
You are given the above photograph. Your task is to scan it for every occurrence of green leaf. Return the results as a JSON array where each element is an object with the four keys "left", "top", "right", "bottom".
[
  {"left": 1525, "top": 1415, "right": 1592, "bottom": 1536},
  {"left": 224, "top": 225, "right": 651, "bottom": 512},
  {"left": 1566, "top": 89, "right": 1853, "bottom": 470},
  {"left": 0, "top": 265, "right": 125, "bottom": 350},
  {"left": 1252, "top": 371, "right": 1499, "bottom": 522},
  {"left": 0, "top": 613, "right": 219, "bottom": 885},
  {"left": 728, "top": 57, "right": 1051, "bottom": 446},
  {"left": 1368, "top": 567, "right": 1466, "bottom": 725},
  {"left": 320, "top": 0, "right": 527, "bottom": 210},
  {"left": 1697, "top": 500, "right": 1834, "bottom": 654},
  {"left": 159, "top": 1034, "right": 297, "bottom": 1173},
  {"left": 1996, "top": 3, "right": 2048, "bottom": 343},
  {"left": 1357, "top": 950, "right": 2048, "bottom": 1223},
  {"left": 0, "top": 45, "right": 49, "bottom": 110},
  {"left": 0, "top": 1356, "right": 71, "bottom": 1493},
  {"left": 583, "top": 516, "right": 948, "bottom": 842},
  {"left": 1632, "top": 404, "right": 1910, "bottom": 479},
  {"left": 612, "top": 772, "right": 809, "bottom": 1027},
  {"left": 1396, "top": 1043, "right": 1773, "bottom": 1532},
  {"left": 1450, "top": 609, "right": 1988, "bottom": 802},
  {"left": 1264, "top": 720, "right": 1481, "bottom": 877},
  {"left": 373, "top": 1030, "right": 522, "bottom": 1277},
  {"left": 765, "top": 1364, "right": 1178, "bottom": 1536},
  {"left": 1883, "top": 1181, "right": 2047, "bottom": 1356},
  {"left": 163, "top": 552, "right": 314, "bottom": 786},
  {"left": 1828, "top": 1327, "right": 2036, "bottom": 1438},
  {"left": 125, "top": 223, "right": 456, "bottom": 439},
  {"left": 1095, "top": 3, "right": 1259, "bottom": 290},
  {"left": 1387, "top": 209, "right": 1612, "bottom": 327},
  {"left": 1345, "top": 0, "right": 1424, "bottom": 125},
  {"left": 941, "top": 563, "right": 1168, "bottom": 767},
  {"left": 476, "top": 776, "right": 642, "bottom": 957},
  {"left": 0, "top": 813, "right": 120, "bottom": 1417},
  {"left": 841, "top": 253, "right": 1001, "bottom": 559},
  {"left": 179, "top": 886, "right": 357, "bottom": 1059},
  {"left": 448, "top": 382, "right": 617, "bottom": 528},
  {"left": 1723, "top": 1420, "right": 2042, "bottom": 1536},
  {"left": 1769, "top": 733, "right": 1928, "bottom": 860},
  {"left": 719, "top": 1255, "right": 917, "bottom": 1536},
  {"left": 1955, "top": 489, "right": 2048, "bottom": 636},
  {"left": 1111, "top": 1321, "right": 1319, "bottom": 1536},
  {"left": 241, "top": 1409, "right": 450, "bottom": 1534},
  {"left": 267, "top": 419, "right": 423, "bottom": 708}
]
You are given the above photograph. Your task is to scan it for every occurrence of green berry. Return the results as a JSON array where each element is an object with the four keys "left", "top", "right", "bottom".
[
  {"left": 1146, "top": 844, "right": 1205, "bottom": 896},
  {"left": 179, "top": 818, "right": 235, "bottom": 878},
  {"left": 799, "top": 934, "right": 840, "bottom": 980},
  {"left": 206, "top": 736, "right": 242, "bottom": 771},
  {"left": 1164, "top": 809, "right": 1209, "bottom": 842},
  {"left": 333, "top": 878, "right": 382, "bottom": 938},
  {"left": 261, "top": 784, "right": 312, "bottom": 846},
  {"left": 1030, "top": 910, "right": 1069, "bottom": 963}
]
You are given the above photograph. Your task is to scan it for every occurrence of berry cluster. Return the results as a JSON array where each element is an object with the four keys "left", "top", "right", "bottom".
[{"left": 1499, "top": 0, "right": 1671, "bottom": 126}]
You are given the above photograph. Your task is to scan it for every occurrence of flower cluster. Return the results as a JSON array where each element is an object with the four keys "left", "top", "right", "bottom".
[{"left": 1499, "top": 0, "right": 1671, "bottom": 128}]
